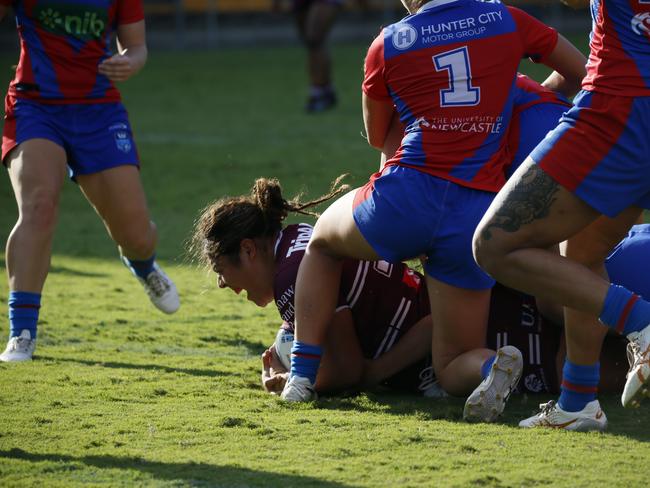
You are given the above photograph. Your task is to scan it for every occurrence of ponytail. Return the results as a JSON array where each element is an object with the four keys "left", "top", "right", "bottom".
[{"left": 189, "top": 175, "right": 349, "bottom": 268}]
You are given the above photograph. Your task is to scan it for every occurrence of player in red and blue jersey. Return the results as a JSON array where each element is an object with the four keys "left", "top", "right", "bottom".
[
  {"left": 0, "top": 0, "right": 180, "bottom": 363},
  {"left": 474, "top": 0, "right": 650, "bottom": 430},
  {"left": 280, "top": 0, "right": 587, "bottom": 422}
]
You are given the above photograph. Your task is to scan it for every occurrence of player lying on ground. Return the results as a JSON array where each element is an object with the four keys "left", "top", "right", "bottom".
[
  {"left": 189, "top": 176, "right": 642, "bottom": 408},
  {"left": 260, "top": 253, "right": 635, "bottom": 400}
]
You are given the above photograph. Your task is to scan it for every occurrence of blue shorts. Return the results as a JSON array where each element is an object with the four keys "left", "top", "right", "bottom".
[
  {"left": 352, "top": 165, "right": 496, "bottom": 290},
  {"left": 506, "top": 102, "right": 567, "bottom": 178},
  {"left": 2, "top": 96, "right": 139, "bottom": 179},
  {"left": 606, "top": 224, "right": 650, "bottom": 300},
  {"left": 531, "top": 91, "right": 650, "bottom": 216}
]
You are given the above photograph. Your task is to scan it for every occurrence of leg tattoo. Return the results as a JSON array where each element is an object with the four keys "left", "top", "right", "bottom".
[{"left": 482, "top": 165, "right": 560, "bottom": 240}]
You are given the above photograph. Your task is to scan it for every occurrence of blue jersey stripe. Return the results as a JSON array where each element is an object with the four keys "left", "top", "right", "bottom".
[
  {"left": 449, "top": 75, "right": 516, "bottom": 181},
  {"left": 15, "top": 3, "right": 64, "bottom": 98}
]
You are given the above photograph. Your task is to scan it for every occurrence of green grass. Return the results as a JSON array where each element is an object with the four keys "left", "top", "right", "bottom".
[{"left": 2, "top": 39, "right": 650, "bottom": 487}]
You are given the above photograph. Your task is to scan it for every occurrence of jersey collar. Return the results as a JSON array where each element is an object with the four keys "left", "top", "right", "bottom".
[{"left": 418, "top": 0, "right": 461, "bottom": 12}]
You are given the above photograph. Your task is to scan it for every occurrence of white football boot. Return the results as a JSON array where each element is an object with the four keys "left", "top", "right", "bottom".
[
  {"left": 463, "top": 345, "right": 523, "bottom": 422},
  {"left": 621, "top": 324, "right": 650, "bottom": 408},
  {"left": 519, "top": 400, "right": 607, "bottom": 432},
  {"left": 123, "top": 257, "right": 180, "bottom": 314},
  {"left": 0, "top": 330, "right": 36, "bottom": 362},
  {"left": 280, "top": 375, "right": 317, "bottom": 402}
]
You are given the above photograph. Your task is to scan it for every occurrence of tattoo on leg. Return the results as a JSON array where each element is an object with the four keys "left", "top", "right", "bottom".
[{"left": 482, "top": 165, "right": 560, "bottom": 240}]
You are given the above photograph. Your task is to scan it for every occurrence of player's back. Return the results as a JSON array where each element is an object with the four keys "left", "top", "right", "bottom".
[
  {"left": 583, "top": 0, "right": 650, "bottom": 95},
  {"left": 363, "top": 0, "right": 558, "bottom": 192}
]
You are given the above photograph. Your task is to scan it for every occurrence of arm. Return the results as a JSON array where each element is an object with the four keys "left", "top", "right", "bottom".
[
  {"left": 261, "top": 308, "right": 364, "bottom": 394},
  {"left": 362, "top": 93, "right": 396, "bottom": 150},
  {"left": 362, "top": 315, "right": 433, "bottom": 387},
  {"left": 540, "top": 34, "right": 588, "bottom": 98},
  {"left": 261, "top": 344, "right": 289, "bottom": 395},
  {"left": 98, "top": 20, "right": 147, "bottom": 82},
  {"left": 380, "top": 112, "right": 405, "bottom": 170}
]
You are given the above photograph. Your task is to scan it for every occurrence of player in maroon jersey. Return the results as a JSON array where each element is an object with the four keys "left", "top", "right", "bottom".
[
  {"left": 188, "top": 175, "right": 630, "bottom": 400},
  {"left": 0, "top": 0, "right": 179, "bottom": 362}
]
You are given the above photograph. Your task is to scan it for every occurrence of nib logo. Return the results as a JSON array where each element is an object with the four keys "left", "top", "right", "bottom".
[
  {"left": 36, "top": 4, "right": 107, "bottom": 40},
  {"left": 631, "top": 12, "right": 650, "bottom": 36}
]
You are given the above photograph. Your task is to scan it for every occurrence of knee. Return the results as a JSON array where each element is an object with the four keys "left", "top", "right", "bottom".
[
  {"left": 18, "top": 193, "right": 59, "bottom": 235},
  {"left": 472, "top": 225, "right": 505, "bottom": 276},
  {"left": 116, "top": 221, "right": 157, "bottom": 257},
  {"left": 304, "top": 34, "right": 325, "bottom": 52}
]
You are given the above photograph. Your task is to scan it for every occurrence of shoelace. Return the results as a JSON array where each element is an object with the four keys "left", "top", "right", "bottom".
[
  {"left": 8, "top": 336, "right": 32, "bottom": 353},
  {"left": 538, "top": 400, "right": 557, "bottom": 417},
  {"left": 627, "top": 341, "right": 640, "bottom": 369},
  {"left": 146, "top": 272, "right": 170, "bottom": 297}
]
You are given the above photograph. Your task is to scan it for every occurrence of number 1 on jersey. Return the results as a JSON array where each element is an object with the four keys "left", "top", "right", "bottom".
[{"left": 433, "top": 46, "right": 480, "bottom": 107}]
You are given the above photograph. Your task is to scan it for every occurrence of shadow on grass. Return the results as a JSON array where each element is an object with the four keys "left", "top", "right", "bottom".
[
  {"left": 0, "top": 448, "right": 349, "bottom": 487},
  {"left": 314, "top": 392, "right": 650, "bottom": 441},
  {"left": 37, "top": 355, "right": 231, "bottom": 378},
  {"left": 49, "top": 265, "right": 109, "bottom": 278}
]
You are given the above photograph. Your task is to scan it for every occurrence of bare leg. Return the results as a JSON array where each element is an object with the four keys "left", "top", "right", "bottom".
[
  {"left": 76, "top": 165, "right": 157, "bottom": 260},
  {"left": 314, "top": 308, "right": 364, "bottom": 393},
  {"left": 474, "top": 158, "right": 606, "bottom": 313},
  {"left": 562, "top": 210, "right": 642, "bottom": 365},
  {"left": 427, "top": 277, "right": 494, "bottom": 396},
  {"left": 6, "top": 140, "right": 67, "bottom": 292},
  {"left": 303, "top": 2, "right": 340, "bottom": 89},
  {"left": 294, "top": 190, "right": 380, "bottom": 345}
]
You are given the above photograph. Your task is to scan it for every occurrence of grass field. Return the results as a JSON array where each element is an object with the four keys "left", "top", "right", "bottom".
[{"left": 1, "top": 38, "right": 650, "bottom": 487}]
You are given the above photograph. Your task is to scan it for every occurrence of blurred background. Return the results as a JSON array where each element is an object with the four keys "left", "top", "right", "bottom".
[{"left": 0, "top": 0, "right": 590, "bottom": 50}]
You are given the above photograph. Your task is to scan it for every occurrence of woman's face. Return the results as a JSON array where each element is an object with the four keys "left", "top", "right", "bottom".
[{"left": 214, "top": 239, "right": 275, "bottom": 307}]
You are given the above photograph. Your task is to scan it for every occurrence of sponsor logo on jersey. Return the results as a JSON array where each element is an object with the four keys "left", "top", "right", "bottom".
[
  {"left": 391, "top": 23, "right": 418, "bottom": 50},
  {"left": 35, "top": 4, "right": 107, "bottom": 41},
  {"left": 401, "top": 267, "right": 421, "bottom": 290},
  {"left": 631, "top": 12, "right": 650, "bottom": 36},
  {"left": 286, "top": 224, "right": 312, "bottom": 258}
]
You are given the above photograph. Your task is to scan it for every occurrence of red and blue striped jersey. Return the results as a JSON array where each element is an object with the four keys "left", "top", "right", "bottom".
[
  {"left": 583, "top": 0, "right": 650, "bottom": 95},
  {"left": 363, "top": 0, "right": 558, "bottom": 192},
  {"left": 513, "top": 73, "right": 571, "bottom": 115},
  {"left": 1, "top": 0, "right": 144, "bottom": 103}
]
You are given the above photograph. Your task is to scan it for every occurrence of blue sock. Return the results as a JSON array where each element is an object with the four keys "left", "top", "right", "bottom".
[
  {"left": 599, "top": 284, "right": 650, "bottom": 335},
  {"left": 558, "top": 360, "right": 599, "bottom": 412},
  {"left": 124, "top": 254, "right": 156, "bottom": 280},
  {"left": 8, "top": 291, "right": 41, "bottom": 339},
  {"left": 481, "top": 355, "right": 496, "bottom": 380},
  {"left": 290, "top": 340, "right": 322, "bottom": 384}
]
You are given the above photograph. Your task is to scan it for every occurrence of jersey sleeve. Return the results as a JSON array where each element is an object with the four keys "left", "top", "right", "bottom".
[
  {"left": 362, "top": 32, "right": 391, "bottom": 101},
  {"left": 117, "top": 0, "right": 145, "bottom": 25},
  {"left": 508, "top": 7, "right": 558, "bottom": 64}
]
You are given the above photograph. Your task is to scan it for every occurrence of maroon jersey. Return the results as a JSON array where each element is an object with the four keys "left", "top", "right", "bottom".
[
  {"left": 274, "top": 225, "right": 565, "bottom": 395},
  {"left": 274, "top": 224, "right": 433, "bottom": 393},
  {"left": 486, "top": 284, "right": 561, "bottom": 394}
]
